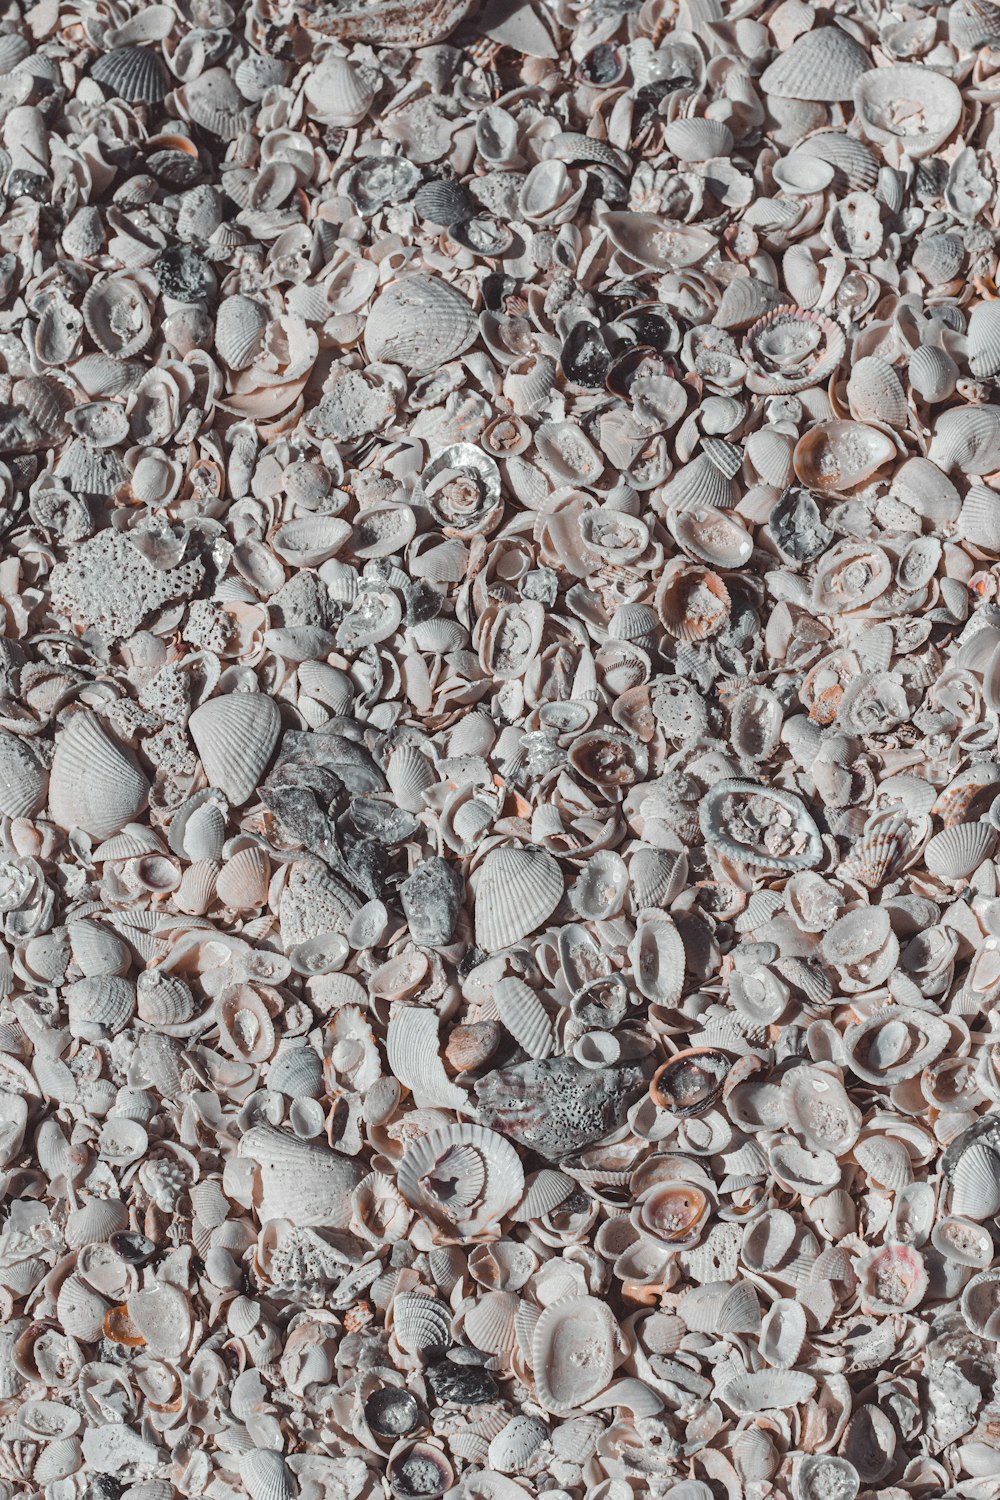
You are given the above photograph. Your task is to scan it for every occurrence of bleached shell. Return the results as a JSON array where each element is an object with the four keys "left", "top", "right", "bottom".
[
  {"left": 65, "top": 1195, "right": 129, "bottom": 1247},
  {"left": 928, "top": 405, "right": 1000, "bottom": 474},
  {"left": 924, "top": 821, "right": 997, "bottom": 879},
  {"left": 238, "top": 1123, "right": 364, "bottom": 1227},
  {"left": 629, "top": 913, "right": 685, "bottom": 1006},
  {"left": 600, "top": 212, "right": 715, "bottom": 271},
  {"left": 474, "top": 845, "right": 564, "bottom": 952},
  {"left": 859, "top": 1242, "right": 927, "bottom": 1313},
  {"left": 908, "top": 344, "right": 958, "bottom": 403},
  {"left": 931, "top": 1215, "right": 994, "bottom": 1268},
  {"left": 464, "top": 1290, "right": 520, "bottom": 1354},
  {"left": 655, "top": 562, "right": 730, "bottom": 642},
  {"left": 49, "top": 713, "right": 149, "bottom": 839},
  {"left": 741, "top": 1209, "right": 796, "bottom": 1271},
  {"left": 854, "top": 65, "right": 962, "bottom": 158},
  {"left": 365, "top": 275, "right": 477, "bottom": 373},
  {"left": 657, "top": 452, "right": 736, "bottom": 512},
  {"left": 700, "top": 780, "right": 822, "bottom": 871},
  {"left": 215, "top": 296, "right": 268, "bottom": 370},
  {"left": 962, "top": 1268, "right": 1000, "bottom": 1338},
  {"left": 669, "top": 508, "right": 753, "bottom": 569},
  {"left": 759, "top": 1299, "right": 807, "bottom": 1369},
  {"left": 397, "top": 1122, "right": 524, "bottom": 1238},
  {"left": 664, "top": 118, "right": 734, "bottom": 163},
  {"left": 846, "top": 356, "right": 908, "bottom": 427},
  {"left": 0, "top": 729, "right": 47, "bottom": 817},
  {"left": 783, "top": 1067, "right": 861, "bottom": 1155},
  {"left": 719, "top": 1370, "right": 817, "bottom": 1414},
  {"left": 532, "top": 1296, "right": 619, "bottom": 1413},
  {"left": 304, "top": 53, "right": 377, "bottom": 126},
  {"left": 510, "top": 1168, "right": 575, "bottom": 1221},
  {"left": 678, "top": 1280, "right": 759, "bottom": 1334},
  {"left": 56, "top": 1274, "right": 110, "bottom": 1341},
  {"left": 629, "top": 848, "right": 687, "bottom": 909},
  {"left": 743, "top": 308, "right": 846, "bottom": 395},
  {"left": 65, "top": 975, "right": 136, "bottom": 1041},
  {"left": 188, "top": 693, "right": 280, "bottom": 808},
  {"left": 968, "top": 302, "right": 1000, "bottom": 379},
  {"left": 853, "top": 1135, "right": 913, "bottom": 1190},
  {"left": 913, "top": 232, "right": 965, "bottom": 283},
  {"left": 215, "top": 845, "right": 271, "bottom": 910},
  {"left": 843, "top": 1007, "right": 950, "bottom": 1085},
  {"left": 392, "top": 1292, "right": 452, "bottom": 1354},
  {"left": 796, "top": 131, "right": 879, "bottom": 191},
  {"left": 761, "top": 27, "right": 871, "bottom": 100},
  {"left": 82, "top": 277, "right": 153, "bottom": 359},
  {"left": 493, "top": 977, "right": 555, "bottom": 1059},
  {"left": 571, "top": 850, "right": 629, "bottom": 921},
  {"left": 488, "top": 1415, "right": 548, "bottom": 1473},
  {"left": 240, "top": 1449, "right": 295, "bottom": 1500},
  {"left": 949, "top": 1141, "right": 1000, "bottom": 1219},
  {"left": 795, "top": 1457, "right": 861, "bottom": 1500},
  {"left": 793, "top": 421, "right": 896, "bottom": 493}
]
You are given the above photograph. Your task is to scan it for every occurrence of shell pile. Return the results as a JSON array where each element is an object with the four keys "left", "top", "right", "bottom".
[{"left": 7, "top": 0, "right": 1000, "bottom": 1497}]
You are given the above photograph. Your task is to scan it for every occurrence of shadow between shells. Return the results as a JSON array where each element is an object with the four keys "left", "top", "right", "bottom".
[{"left": 5, "top": 0, "right": 1000, "bottom": 1497}]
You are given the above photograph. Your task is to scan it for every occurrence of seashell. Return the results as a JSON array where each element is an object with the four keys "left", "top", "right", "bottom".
[
  {"left": 397, "top": 1122, "right": 524, "bottom": 1239},
  {"left": 656, "top": 561, "right": 730, "bottom": 642},
  {"left": 493, "top": 977, "right": 555, "bottom": 1059},
  {"left": 304, "top": 53, "right": 378, "bottom": 126},
  {"left": 700, "top": 780, "right": 822, "bottom": 871},
  {"left": 216, "top": 845, "right": 271, "bottom": 910},
  {"left": 49, "top": 713, "right": 149, "bottom": 839},
  {"left": 420, "top": 444, "right": 503, "bottom": 538},
  {"left": 82, "top": 277, "right": 153, "bottom": 359},
  {"left": 91, "top": 46, "right": 169, "bottom": 104},
  {"left": 949, "top": 1141, "right": 1000, "bottom": 1220},
  {"left": 392, "top": 1291, "right": 452, "bottom": 1354},
  {"left": 859, "top": 1242, "right": 927, "bottom": 1313},
  {"left": 634, "top": 1180, "right": 711, "bottom": 1246},
  {"left": 215, "top": 296, "right": 268, "bottom": 370},
  {"left": 854, "top": 65, "right": 962, "bottom": 158},
  {"left": 719, "top": 1369, "right": 817, "bottom": 1414},
  {"left": 846, "top": 356, "right": 907, "bottom": 427},
  {"left": 651, "top": 1049, "right": 729, "bottom": 1118},
  {"left": 240, "top": 1449, "right": 295, "bottom": 1500},
  {"left": 928, "top": 405, "right": 1000, "bottom": 474},
  {"left": 908, "top": 344, "right": 958, "bottom": 403},
  {"left": 532, "top": 1296, "right": 619, "bottom": 1413},
  {"left": 664, "top": 118, "right": 734, "bottom": 163},
  {"left": 924, "top": 821, "right": 997, "bottom": 880},
  {"left": 629, "top": 912, "right": 686, "bottom": 1006},
  {"left": 795, "top": 1457, "right": 860, "bottom": 1500},
  {"left": 793, "top": 421, "right": 896, "bottom": 493},
  {"left": 365, "top": 276, "right": 477, "bottom": 373},
  {"left": 760, "top": 27, "right": 872, "bottom": 101},
  {"left": 967, "top": 302, "right": 1000, "bottom": 379},
  {"left": 0, "top": 729, "right": 47, "bottom": 817},
  {"left": 188, "top": 693, "right": 280, "bottom": 808},
  {"left": 962, "top": 1269, "right": 1000, "bottom": 1339},
  {"left": 743, "top": 308, "right": 846, "bottom": 395},
  {"left": 387, "top": 1444, "right": 453, "bottom": 1500},
  {"left": 238, "top": 1123, "right": 365, "bottom": 1227},
  {"left": 931, "top": 1215, "right": 994, "bottom": 1268},
  {"left": 669, "top": 508, "right": 753, "bottom": 570},
  {"left": 759, "top": 1299, "right": 807, "bottom": 1369},
  {"left": 844, "top": 1007, "right": 950, "bottom": 1085},
  {"left": 913, "top": 232, "right": 965, "bottom": 284},
  {"left": 474, "top": 845, "right": 564, "bottom": 952},
  {"left": 853, "top": 1134, "right": 913, "bottom": 1190}
]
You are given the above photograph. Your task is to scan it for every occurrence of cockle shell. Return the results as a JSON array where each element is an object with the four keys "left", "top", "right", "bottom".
[
  {"left": 397, "top": 1123, "right": 524, "bottom": 1239},
  {"left": 760, "top": 27, "right": 872, "bottom": 101},
  {"left": 742, "top": 308, "right": 846, "bottom": 395},
  {"left": 793, "top": 421, "right": 896, "bottom": 493},
  {"left": 365, "top": 276, "right": 477, "bottom": 373},
  {"left": 238, "top": 1124, "right": 364, "bottom": 1227},
  {"left": 474, "top": 845, "right": 564, "bottom": 952},
  {"left": 49, "top": 713, "right": 149, "bottom": 839},
  {"left": 493, "top": 977, "right": 556, "bottom": 1060},
  {"left": 854, "top": 65, "right": 962, "bottom": 158},
  {"left": 188, "top": 693, "right": 280, "bottom": 807},
  {"left": 92, "top": 46, "right": 170, "bottom": 104}
]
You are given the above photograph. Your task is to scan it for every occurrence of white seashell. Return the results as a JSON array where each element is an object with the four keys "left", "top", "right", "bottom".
[
  {"left": 365, "top": 275, "right": 477, "bottom": 373},
  {"left": 761, "top": 27, "right": 871, "bottom": 101},
  {"left": 392, "top": 1291, "right": 452, "bottom": 1354},
  {"left": 397, "top": 1122, "right": 524, "bottom": 1240},
  {"left": 928, "top": 405, "right": 1000, "bottom": 474},
  {"left": 238, "top": 1123, "right": 364, "bottom": 1227},
  {"left": 759, "top": 1298, "right": 807, "bottom": 1369},
  {"left": 532, "top": 1296, "right": 619, "bottom": 1414},
  {"left": 700, "top": 779, "right": 822, "bottom": 871},
  {"left": 628, "top": 912, "right": 685, "bottom": 1005},
  {"left": 718, "top": 1369, "right": 817, "bottom": 1414},
  {"left": 664, "top": 117, "right": 734, "bottom": 163},
  {"left": 854, "top": 1135, "right": 913, "bottom": 1190},
  {"left": 188, "top": 693, "right": 280, "bottom": 807},
  {"left": 924, "top": 821, "right": 997, "bottom": 879},
  {"left": 854, "top": 65, "right": 962, "bottom": 158},
  {"left": 474, "top": 845, "right": 564, "bottom": 952},
  {"left": 493, "top": 977, "right": 556, "bottom": 1059},
  {"left": 215, "top": 295, "right": 268, "bottom": 370},
  {"left": 0, "top": 729, "right": 47, "bottom": 817},
  {"left": 304, "top": 53, "right": 378, "bottom": 126},
  {"left": 846, "top": 356, "right": 907, "bottom": 428},
  {"left": 950, "top": 1141, "right": 1000, "bottom": 1220},
  {"left": 931, "top": 1215, "right": 994, "bottom": 1268},
  {"left": 908, "top": 344, "right": 958, "bottom": 403},
  {"left": 49, "top": 713, "right": 149, "bottom": 840},
  {"left": 240, "top": 1449, "right": 295, "bottom": 1500}
]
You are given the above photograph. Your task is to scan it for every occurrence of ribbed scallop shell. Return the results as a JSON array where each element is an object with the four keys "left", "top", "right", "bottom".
[
  {"left": 464, "top": 1289, "right": 520, "bottom": 1354},
  {"left": 397, "top": 1122, "right": 524, "bottom": 1239},
  {"left": 493, "top": 977, "right": 555, "bottom": 1059},
  {"left": 913, "top": 232, "right": 965, "bottom": 283},
  {"left": 238, "top": 1123, "right": 364, "bottom": 1227},
  {"left": 240, "top": 1448, "right": 295, "bottom": 1500},
  {"left": 797, "top": 131, "right": 879, "bottom": 191},
  {"left": 841, "top": 816, "right": 910, "bottom": 889},
  {"left": 629, "top": 847, "right": 687, "bottom": 908},
  {"left": 656, "top": 452, "right": 736, "bottom": 512},
  {"left": 742, "top": 307, "right": 846, "bottom": 395},
  {"left": 656, "top": 562, "right": 730, "bottom": 642},
  {"left": 49, "top": 712, "right": 149, "bottom": 839},
  {"left": 215, "top": 845, "right": 270, "bottom": 910},
  {"left": 137, "top": 971, "right": 196, "bottom": 1027},
  {"left": 700, "top": 780, "right": 822, "bottom": 871},
  {"left": 908, "top": 344, "right": 958, "bottom": 403},
  {"left": 958, "top": 483, "right": 1000, "bottom": 550},
  {"left": 854, "top": 1135, "right": 914, "bottom": 1190},
  {"left": 924, "top": 821, "right": 997, "bottom": 879},
  {"left": 928, "top": 405, "right": 1000, "bottom": 475},
  {"left": 664, "top": 117, "right": 733, "bottom": 162},
  {"left": 392, "top": 1292, "right": 453, "bottom": 1354},
  {"left": 760, "top": 27, "right": 871, "bottom": 101},
  {"left": 510, "top": 1168, "right": 575, "bottom": 1222},
  {"left": 365, "top": 274, "right": 477, "bottom": 373},
  {"left": 188, "top": 692, "right": 280, "bottom": 807},
  {"left": 303, "top": 53, "right": 378, "bottom": 126},
  {"left": 968, "top": 302, "right": 1000, "bottom": 379},
  {"left": 91, "top": 45, "right": 169, "bottom": 103},
  {"left": 846, "top": 356, "right": 908, "bottom": 427},
  {"left": 474, "top": 845, "right": 564, "bottom": 952},
  {"left": 950, "top": 1141, "right": 1000, "bottom": 1219},
  {"left": 215, "top": 295, "right": 268, "bottom": 370},
  {"left": 0, "top": 729, "right": 47, "bottom": 817},
  {"left": 386, "top": 745, "right": 437, "bottom": 814},
  {"left": 180, "top": 68, "right": 252, "bottom": 139}
]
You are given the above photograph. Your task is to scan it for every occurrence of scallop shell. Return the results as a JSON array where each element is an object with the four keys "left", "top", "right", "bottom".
[
  {"left": 924, "top": 821, "right": 998, "bottom": 879},
  {"left": 908, "top": 344, "right": 958, "bottom": 403},
  {"left": 365, "top": 275, "right": 477, "bottom": 373},
  {"left": 532, "top": 1296, "right": 619, "bottom": 1414},
  {"left": 968, "top": 301, "right": 1000, "bottom": 379},
  {"left": 0, "top": 730, "right": 47, "bottom": 818},
  {"left": 49, "top": 713, "right": 150, "bottom": 839},
  {"left": 91, "top": 46, "right": 169, "bottom": 104},
  {"left": 188, "top": 693, "right": 280, "bottom": 808},
  {"left": 392, "top": 1292, "right": 452, "bottom": 1355},
  {"left": 240, "top": 1449, "right": 295, "bottom": 1500},
  {"left": 474, "top": 845, "right": 564, "bottom": 952},
  {"left": 846, "top": 356, "right": 908, "bottom": 427},
  {"left": 397, "top": 1122, "right": 524, "bottom": 1239},
  {"left": 949, "top": 1141, "right": 1000, "bottom": 1219},
  {"left": 82, "top": 277, "right": 153, "bottom": 359},
  {"left": 928, "top": 405, "right": 1000, "bottom": 474},
  {"left": 303, "top": 53, "right": 378, "bottom": 126},
  {"left": 238, "top": 1123, "right": 365, "bottom": 1227},
  {"left": 215, "top": 295, "right": 268, "bottom": 370},
  {"left": 664, "top": 118, "right": 734, "bottom": 163},
  {"left": 656, "top": 561, "right": 730, "bottom": 641},
  {"left": 760, "top": 27, "right": 871, "bottom": 101}
]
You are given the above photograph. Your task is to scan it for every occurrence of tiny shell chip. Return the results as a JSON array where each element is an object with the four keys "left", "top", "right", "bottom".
[{"left": 365, "top": 275, "right": 477, "bottom": 373}]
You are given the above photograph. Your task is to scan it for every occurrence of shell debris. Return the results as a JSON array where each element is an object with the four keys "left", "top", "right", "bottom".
[{"left": 2, "top": 0, "right": 1000, "bottom": 1496}]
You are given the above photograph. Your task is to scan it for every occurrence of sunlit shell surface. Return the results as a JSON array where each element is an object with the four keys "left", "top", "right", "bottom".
[{"left": 8, "top": 0, "right": 1000, "bottom": 1495}]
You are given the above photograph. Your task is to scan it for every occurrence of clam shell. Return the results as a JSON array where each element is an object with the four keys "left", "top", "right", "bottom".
[
  {"left": 743, "top": 308, "right": 846, "bottom": 395},
  {"left": 188, "top": 693, "right": 280, "bottom": 807},
  {"left": 664, "top": 118, "right": 734, "bottom": 163},
  {"left": 968, "top": 301, "right": 1000, "bottom": 379},
  {"left": 793, "top": 421, "right": 896, "bottom": 493},
  {"left": 82, "top": 277, "right": 153, "bottom": 359},
  {"left": 365, "top": 275, "right": 477, "bottom": 373},
  {"left": 92, "top": 45, "right": 169, "bottom": 103},
  {"left": 238, "top": 1123, "right": 364, "bottom": 1228},
  {"left": 49, "top": 713, "right": 150, "bottom": 839},
  {"left": 493, "top": 977, "right": 556, "bottom": 1059},
  {"left": 846, "top": 356, "right": 908, "bottom": 427},
  {"left": 843, "top": 1007, "right": 950, "bottom": 1085},
  {"left": 532, "top": 1296, "right": 619, "bottom": 1413},
  {"left": 854, "top": 64, "right": 962, "bottom": 158},
  {"left": 760, "top": 27, "right": 871, "bottom": 101},
  {"left": 700, "top": 780, "right": 823, "bottom": 871},
  {"left": 215, "top": 295, "right": 268, "bottom": 370},
  {"left": 759, "top": 1299, "right": 807, "bottom": 1369},
  {"left": 0, "top": 729, "right": 47, "bottom": 817},
  {"left": 928, "top": 405, "right": 1000, "bottom": 474},
  {"left": 474, "top": 845, "right": 564, "bottom": 952}
]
